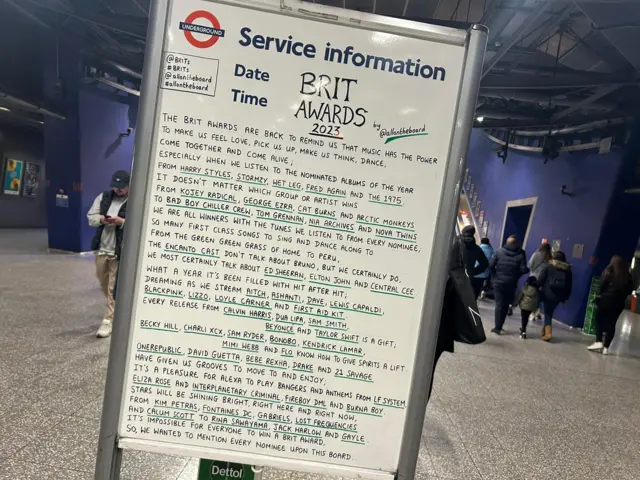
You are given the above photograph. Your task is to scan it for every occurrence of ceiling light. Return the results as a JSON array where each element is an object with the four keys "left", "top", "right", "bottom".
[
  {"left": 0, "top": 106, "right": 10, "bottom": 112},
  {"left": 476, "top": 116, "right": 484, "bottom": 123}
]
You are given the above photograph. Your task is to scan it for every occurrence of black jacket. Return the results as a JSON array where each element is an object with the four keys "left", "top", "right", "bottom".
[
  {"left": 431, "top": 236, "right": 487, "bottom": 399},
  {"left": 598, "top": 275, "right": 633, "bottom": 313},
  {"left": 449, "top": 232, "right": 489, "bottom": 277},
  {"left": 489, "top": 244, "right": 529, "bottom": 289},
  {"left": 538, "top": 260, "right": 572, "bottom": 303},
  {"left": 436, "top": 234, "right": 488, "bottom": 357}
]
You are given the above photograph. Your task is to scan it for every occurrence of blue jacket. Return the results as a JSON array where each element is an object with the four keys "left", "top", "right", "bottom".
[{"left": 475, "top": 243, "right": 494, "bottom": 279}]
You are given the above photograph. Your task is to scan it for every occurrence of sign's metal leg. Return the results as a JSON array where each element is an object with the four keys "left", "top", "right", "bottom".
[{"left": 252, "top": 465, "right": 265, "bottom": 480}]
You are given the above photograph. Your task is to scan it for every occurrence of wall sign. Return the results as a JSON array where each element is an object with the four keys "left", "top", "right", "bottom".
[
  {"left": 22, "top": 162, "right": 41, "bottom": 198},
  {"left": 55, "top": 193, "right": 69, "bottom": 208},
  {"left": 572, "top": 244, "right": 584, "bottom": 259},
  {"left": 94, "top": 1, "right": 487, "bottom": 480},
  {"left": 2, "top": 158, "right": 24, "bottom": 195}
]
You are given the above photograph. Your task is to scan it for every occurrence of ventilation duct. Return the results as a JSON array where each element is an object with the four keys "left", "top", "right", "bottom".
[{"left": 0, "top": 91, "right": 66, "bottom": 120}]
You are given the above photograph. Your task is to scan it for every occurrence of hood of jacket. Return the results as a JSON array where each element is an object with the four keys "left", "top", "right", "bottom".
[
  {"left": 501, "top": 243, "right": 523, "bottom": 257},
  {"left": 550, "top": 259, "right": 571, "bottom": 271},
  {"left": 460, "top": 232, "right": 477, "bottom": 248}
]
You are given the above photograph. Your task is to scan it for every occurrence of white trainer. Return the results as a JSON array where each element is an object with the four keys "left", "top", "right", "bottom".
[
  {"left": 96, "top": 319, "right": 113, "bottom": 338},
  {"left": 587, "top": 342, "right": 604, "bottom": 351},
  {"left": 601, "top": 348, "right": 609, "bottom": 355}
]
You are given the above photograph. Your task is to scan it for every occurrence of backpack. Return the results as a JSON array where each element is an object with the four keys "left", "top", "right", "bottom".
[{"left": 548, "top": 268, "right": 569, "bottom": 302}]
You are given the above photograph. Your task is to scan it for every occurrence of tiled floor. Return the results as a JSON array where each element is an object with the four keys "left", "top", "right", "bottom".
[{"left": 1, "top": 229, "right": 640, "bottom": 479}]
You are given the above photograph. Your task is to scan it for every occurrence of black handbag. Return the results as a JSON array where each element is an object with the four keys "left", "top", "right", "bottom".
[{"left": 449, "top": 238, "right": 486, "bottom": 344}]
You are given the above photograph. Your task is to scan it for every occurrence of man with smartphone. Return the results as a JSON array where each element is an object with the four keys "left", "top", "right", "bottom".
[{"left": 87, "top": 170, "right": 129, "bottom": 338}]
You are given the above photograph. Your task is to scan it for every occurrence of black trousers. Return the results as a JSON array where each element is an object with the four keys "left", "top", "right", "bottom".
[
  {"left": 520, "top": 309, "right": 532, "bottom": 332},
  {"left": 494, "top": 287, "right": 514, "bottom": 330},
  {"left": 595, "top": 306, "right": 624, "bottom": 348},
  {"left": 427, "top": 349, "right": 444, "bottom": 402},
  {"left": 471, "top": 277, "right": 485, "bottom": 299}
]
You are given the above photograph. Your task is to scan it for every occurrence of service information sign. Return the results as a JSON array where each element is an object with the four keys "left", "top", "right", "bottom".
[{"left": 119, "top": 0, "right": 466, "bottom": 473}]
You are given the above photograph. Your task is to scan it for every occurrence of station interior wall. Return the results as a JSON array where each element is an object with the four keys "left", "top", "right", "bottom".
[
  {"left": 77, "top": 88, "right": 137, "bottom": 249},
  {"left": 0, "top": 127, "right": 46, "bottom": 228},
  {"left": 592, "top": 120, "right": 640, "bottom": 289},
  {"left": 466, "top": 130, "right": 625, "bottom": 327},
  {"left": 43, "top": 43, "right": 137, "bottom": 252}
]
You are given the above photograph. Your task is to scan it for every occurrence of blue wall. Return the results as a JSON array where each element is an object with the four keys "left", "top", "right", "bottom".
[
  {"left": 43, "top": 48, "right": 84, "bottom": 252},
  {"left": 466, "top": 131, "right": 624, "bottom": 326},
  {"left": 593, "top": 120, "right": 640, "bottom": 276},
  {"left": 78, "top": 87, "right": 137, "bottom": 249},
  {"left": 44, "top": 44, "right": 137, "bottom": 252}
]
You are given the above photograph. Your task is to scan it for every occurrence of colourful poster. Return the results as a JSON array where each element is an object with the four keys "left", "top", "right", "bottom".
[
  {"left": 3, "top": 159, "right": 24, "bottom": 195},
  {"left": 22, "top": 162, "right": 41, "bottom": 197}
]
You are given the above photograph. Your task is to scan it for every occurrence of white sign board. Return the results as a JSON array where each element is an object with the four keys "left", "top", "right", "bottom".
[{"left": 113, "top": 0, "right": 481, "bottom": 478}]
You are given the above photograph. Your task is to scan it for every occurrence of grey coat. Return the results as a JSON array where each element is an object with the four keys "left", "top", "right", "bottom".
[{"left": 528, "top": 251, "right": 548, "bottom": 279}]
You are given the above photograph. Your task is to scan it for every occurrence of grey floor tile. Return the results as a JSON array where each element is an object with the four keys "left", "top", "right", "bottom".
[
  {"left": 10, "top": 417, "right": 98, "bottom": 473},
  {"left": 0, "top": 458, "right": 89, "bottom": 480},
  {"left": 262, "top": 466, "right": 294, "bottom": 480},
  {"left": 465, "top": 446, "right": 524, "bottom": 480},
  {"left": 75, "top": 398, "right": 105, "bottom": 420},
  {"left": 176, "top": 458, "right": 199, "bottom": 480},
  {"left": 120, "top": 450, "right": 189, "bottom": 479},
  {"left": 0, "top": 410, "right": 67, "bottom": 460},
  {"left": 508, "top": 448, "right": 633, "bottom": 480},
  {"left": 422, "top": 401, "right": 459, "bottom": 442},
  {"left": 424, "top": 437, "right": 482, "bottom": 480},
  {"left": 414, "top": 449, "right": 437, "bottom": 479}
]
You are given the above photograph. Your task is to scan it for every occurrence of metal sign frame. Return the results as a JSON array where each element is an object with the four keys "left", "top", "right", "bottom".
[{"left": 94, "top": 1, "right": 487, "bottom": 479}]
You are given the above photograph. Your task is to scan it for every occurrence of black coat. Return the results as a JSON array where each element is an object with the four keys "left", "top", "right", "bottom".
[
  {"left": 538, "top": 260, "right": 573, "bottom": 304},
  {"left": 430, "top": 235, "right": 488, "bottom": 400},
  {"left": 436, "top": 234, "right": 488, "bottom": 357},
  {"left": 450, "top": 232, "right": 489, "bottom": 277},
  {"left": 598, "top": 275, "right": 633, "bottom": 315},
  {"left": 489, "top": 244, "right": 529, "bottom": 290}
]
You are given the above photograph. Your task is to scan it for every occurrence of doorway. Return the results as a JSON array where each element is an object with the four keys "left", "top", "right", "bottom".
[{"left": 500, "top": 197, "right": 537, "bottom": 249}]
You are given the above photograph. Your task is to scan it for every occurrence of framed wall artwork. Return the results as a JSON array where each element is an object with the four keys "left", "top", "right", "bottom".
[
  {"left": 22, "top": 162, "right": 41, "bottom": 198},
  {"left": 3, "top": 158, "right": 24, "bottom": 195}
]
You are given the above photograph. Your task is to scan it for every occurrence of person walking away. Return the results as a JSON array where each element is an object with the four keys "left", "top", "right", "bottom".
[
  {"left": 514, "top": 276, "right": 538, "bottom": 339},
  {"left": 475, "top": 237, "right": 494, "bottom": 299},
  {"left": 537, "top": 251, "right": 572, "bottom": 341},
  {"left": 588, "top": 256, "right": 633, "bottom": 355},
  {"left": 528, "top": 243, "right": 552, "bottom": 321},
  {"left": 489, "top": 235, "right": 529, "bottom": 334},
  {"left": 428, "top": 229, "right": 487, "bottom": 400},
  {"left": 87, "top": 170, "right": 129, "bottom": 338},
  {"left": 459, "top": 226, "right": 490, "bottom": 299}
]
